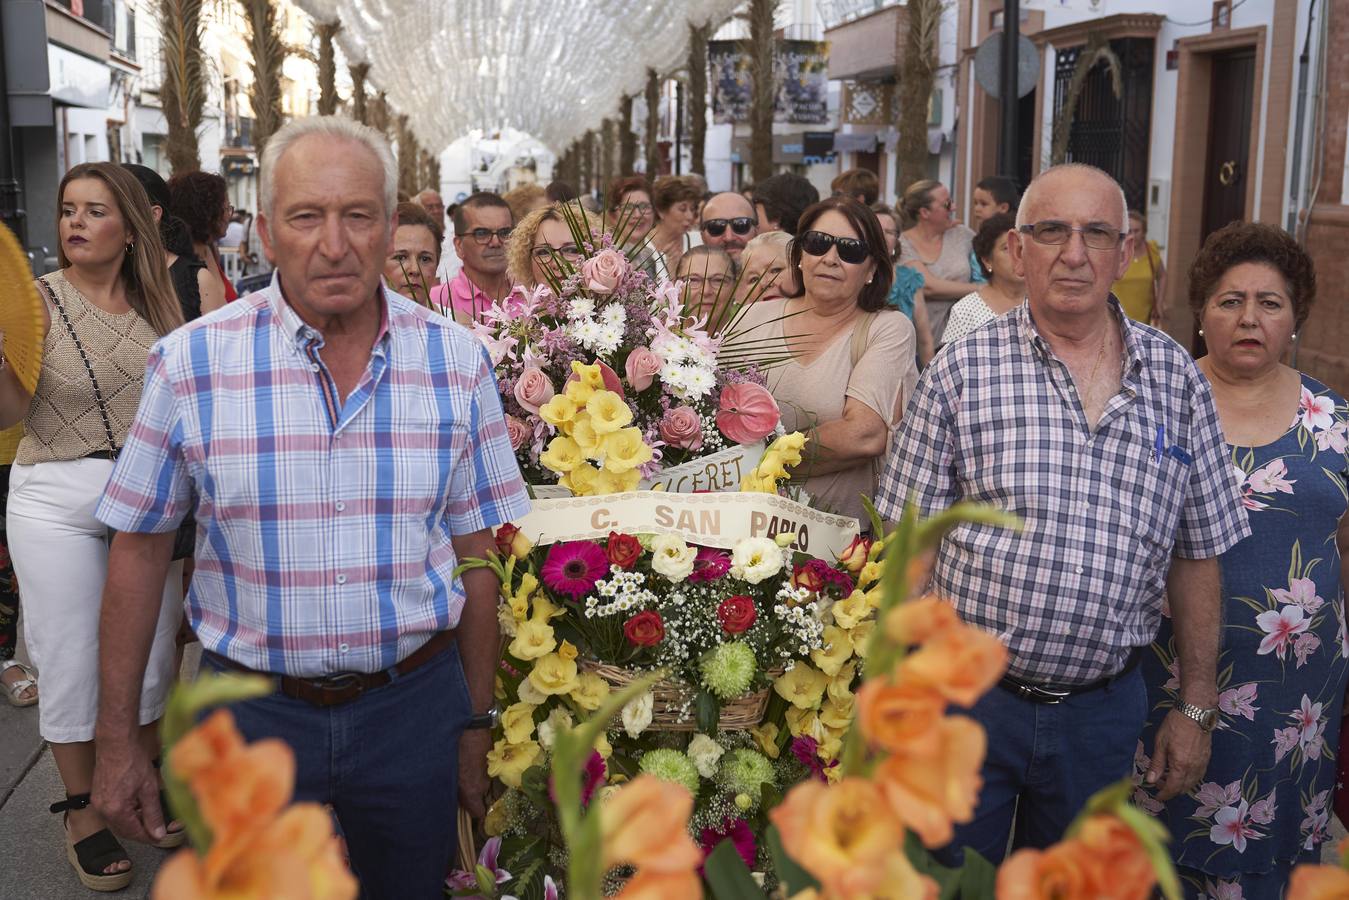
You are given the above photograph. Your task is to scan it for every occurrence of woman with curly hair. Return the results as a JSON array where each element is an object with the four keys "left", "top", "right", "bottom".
[
  {"left": 1138, "top": 222, "right": 1348, "bottom": 900},
  {"left": 506, "top": 201, "right": 602, "bottom": 290},
  {"left": 168, "top": 170, "right": 233, "bottom": 306}
]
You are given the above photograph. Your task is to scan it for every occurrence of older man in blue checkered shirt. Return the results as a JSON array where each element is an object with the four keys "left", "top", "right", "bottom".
[{"left": 875, "top": 163, "right": 1249, "bottom": 865}]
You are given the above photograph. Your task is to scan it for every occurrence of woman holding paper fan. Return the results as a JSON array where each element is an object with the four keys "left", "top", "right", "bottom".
[{"left": 729, "top": 197, "right": 917, "bottom": 525}]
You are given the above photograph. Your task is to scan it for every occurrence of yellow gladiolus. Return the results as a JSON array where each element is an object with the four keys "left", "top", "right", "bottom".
[
  {"left": 528, "top": 650, "right": 579, "bottom": 696},
  {"left": 561, "top": 461, "right": 601, "bottom": 496},
  {"left": 507, "top": 591, "right": 529, "bottom": 623},
  {"left": 569, "top": 671, "right": 611, "bottom": 711},
  {"left": 540, "top": 435, "right": 584, "bottom": 474},
  {"left": 486, "top": 738, "right": 541, "bottom": 789},
  {"left": 785, "top": 705, "right": 825, "bottom": 740},
  {"left": 559, "top": 640, "right": 578, "bottom": 661},
  {"left": 750, "top": 722, "right": 781, "bottom": 759},
  {"left": 507, "top": 619, "right": 556, "bottom": 661},
  {"left": 571, "top": 360, "right": 606, "bottom": 388},
  {"left": 831, "top": 590, "right": 871, "bottom": 630},
  {"left": 857, "top": 560, "right": 882, "bottom": 589},
  {"left": 587, "top": 391, "right": 634, "bottom": 434},
  {"left": 810, "top": 626, "right": 855, "bottom": 677},
  {"left": 571, "top": 414, "right": 603, "bottom": 456},
  {"left": 594, "top": 466, "right": 641, "bottom": 494},
  {"left": 500, "top": 702, "right": 537, "bottom": 745},
  {"left": 819, "top": 694, "right": 855, "bottom": 731},
  {"left": 775, "top": 662, "right": 830, "bottom": 710},
  {"left": 564, "top": 378, "right": 595, "bottom": 406},
  {"left": 594, "top": 731, "right": 613, "bottom": 759},
  {"left": 530, "top": 593, "right": 565, "bottom": 622},
  {"left": 538, "top": 394, "right": 579, "bottom": 428},
  {"left": 601, "top": 428, "right": 653, "bottom": 473},
  {"left": 483, "top": 795, "right": 509, "bottom": 837}
]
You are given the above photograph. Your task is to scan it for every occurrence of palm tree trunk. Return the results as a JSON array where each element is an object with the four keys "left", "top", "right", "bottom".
[
  {"left": 243, "top": 0, "right": 285, "bottom": 156},
  {"left": 370, "top": 91, "right": 391, "bottom": 140},
  {"left": 745, "top": 0, "right": 779, "bottom": 183},
  {"left": 159, "top": 0, "right": 205, "bottom": 175},
  {"left": 687, "top": 23, "right": 711, "bottom": 176},
  {"left": 644, "top": 69, "right": 661, "bottom": 177},
  {"left": 896, "top": 0, "right": 943, "bottom": 193},
  {"left": 349, "top": 63, "right": 369, "bottom": 123},
  {"left": 316, "top": 20, "right": 341, "bottom": 116},
  {"left": 619, "top": 95, "right": 637, "bottom": 174},
  {"left": 600, "top": 117, "right": 616, "bottom": 183},
  {"left": 397, "top": 115, "right": 418, "bottom": 197}
]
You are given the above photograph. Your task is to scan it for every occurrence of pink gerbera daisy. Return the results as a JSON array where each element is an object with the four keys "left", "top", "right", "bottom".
[{"left": 541, "top": 541, "right": 608, "bottom": 598}]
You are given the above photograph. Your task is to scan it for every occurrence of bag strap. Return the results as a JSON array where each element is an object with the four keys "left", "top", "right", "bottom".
[
  {"left": 849, "top": 309, "right": 877, "bottom": 370},
  {"left": 36, "top": 277, "right": 120, "bottom": 459}
]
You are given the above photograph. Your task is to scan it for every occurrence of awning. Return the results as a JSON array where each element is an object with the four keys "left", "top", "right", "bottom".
[{"left": 833, "top": 132, "right": 878, "bottom": 153}]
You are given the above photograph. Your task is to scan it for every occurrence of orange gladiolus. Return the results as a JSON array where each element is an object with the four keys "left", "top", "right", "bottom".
[
  {"left": 885, "top": 595, "right": 960, "bottom": 645},
  {"left": 613, "top": 869, "right": 705, "bottom": 900},
  {"left": 154, "top": 804, "right": 357, "bottom": 900},
  {"left": 598, "top": 775, "right": 703, "bottom": 875},
  {"left": 854, "top": 678, "right": 946, "bottom": 757},
  {"left": 1072, "top": 815, "right": 1155, "bottom": 898},
  {"left": 874, "top": 716, "right": 985, "bottom": 848},
  {"left": 1287, "top": 862, "right": 1349, "bottom": 899},
  {"left": 995, "top": 815, "right": 1155, "bottom": 900},
  {"left": 771, "top": 778, "right": 937, "bottom": 900},
  {"left": 899, "top": 624, "right": 1008, "bottom": 707}
]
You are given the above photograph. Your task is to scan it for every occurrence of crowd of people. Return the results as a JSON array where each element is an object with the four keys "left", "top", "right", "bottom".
[{"left": 0, "top": 112, "right": 1344, "bottom": 900}]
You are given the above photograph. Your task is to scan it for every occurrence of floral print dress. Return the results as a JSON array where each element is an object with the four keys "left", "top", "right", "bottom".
[{"left": 1139, "top": 374, "right": 1349, "bottom": 900}]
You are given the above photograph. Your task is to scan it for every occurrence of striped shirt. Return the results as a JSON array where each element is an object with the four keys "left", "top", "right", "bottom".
[
  {"left": 876, "top": 298, "right": 1249, "bottom": 685},
  {"left": 96, "top": 275, "right": 531, "bottom": 677}
]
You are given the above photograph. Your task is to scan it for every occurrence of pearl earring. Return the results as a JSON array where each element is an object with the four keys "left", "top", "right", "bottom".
[
  {"left": 1198, "top": 328, "right": 1204, "bottom": 336},
  {"left": 1292, "top": 332, "right": 1298, "bottom": 340}
]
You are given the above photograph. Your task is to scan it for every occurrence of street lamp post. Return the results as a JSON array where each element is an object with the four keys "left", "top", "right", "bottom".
[
  {"left": 0, "top": 7, "right": 28, "bottom": 247},
  {"left": 998, "top": 0, "right": 1020, "bottom": 179}
]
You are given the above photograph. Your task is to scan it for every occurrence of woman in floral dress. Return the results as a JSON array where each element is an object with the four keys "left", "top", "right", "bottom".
[{"left": 1139, "top": 222, "right": 1349, "bottom": 899}]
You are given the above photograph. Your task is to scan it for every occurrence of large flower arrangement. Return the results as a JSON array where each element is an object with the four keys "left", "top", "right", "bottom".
[
  {"left": 469, "top": 216, "right": 782, "bottom": 493},
  {"left": 454, "top": 517, "right": 884, "bottom": 896}
]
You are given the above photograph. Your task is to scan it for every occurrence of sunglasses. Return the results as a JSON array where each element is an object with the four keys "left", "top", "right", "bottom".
[
  {"left": 799, "top": 230, "right": 870, "bottom": 265},
  {"left": 701, "top": 217, "right": 757, "bottom": 237}
]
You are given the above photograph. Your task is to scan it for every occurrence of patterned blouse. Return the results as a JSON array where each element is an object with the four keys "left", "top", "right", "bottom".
[{"left": 1138, "top": 373, "right": 1349, "bottom": 898}]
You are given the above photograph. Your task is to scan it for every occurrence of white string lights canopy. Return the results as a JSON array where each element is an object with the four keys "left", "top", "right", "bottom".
[{"left": 295, "top": 0, "right": 741, "bottom": 153}]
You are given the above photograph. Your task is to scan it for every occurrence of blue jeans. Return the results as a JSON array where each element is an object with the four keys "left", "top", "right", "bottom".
[
  {"left": 202, "top": 643, "right": 473, "bottom": 899},
  {"left": 935, "top": 665, "right": 1148, "bottom": 867}
]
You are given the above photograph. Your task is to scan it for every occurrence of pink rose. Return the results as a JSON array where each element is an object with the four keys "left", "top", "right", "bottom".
[
  {"left": 716, "top": 382, "right": 780, "bottom": 445},
  {"left": 624, "top": 347, "right": 663, "bottom": 392},
  {"left": 659, "top": 406, "right": 704, "bottom": 451},
  {"left": 579, "top": 248, "right": 630, "bottom": 295},
  {"left": 513, "top": 367, "right": 554, "bottom": 415},
  {"left": 505, "top": 415, "right": 531, "bottom": 450}
]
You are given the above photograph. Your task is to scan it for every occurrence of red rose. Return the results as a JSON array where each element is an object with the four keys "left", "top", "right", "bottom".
[
  {"left": 791, "top": 563, "right": 824, "bottom": 594},
  {"left": 718, "top": 595, "right": 757, "bottom": 634},
  {"left": 624, "top": 611, "right": 665, "bottom": 647},
  {"left": 495, "top": 523, "right": 522, "bottom": 557},
  {"left": 606, "top": 532, "right": 643, "bottom": 570}
]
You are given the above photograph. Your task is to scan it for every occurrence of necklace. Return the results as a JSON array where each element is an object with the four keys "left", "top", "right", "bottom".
[{"left": 1079, "top": 325, "right": 1114, "bottom": 415}]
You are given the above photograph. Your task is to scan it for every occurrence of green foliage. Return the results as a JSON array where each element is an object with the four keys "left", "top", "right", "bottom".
[{"left": 704, "top": 839, "right": 768, "bottom": 900}]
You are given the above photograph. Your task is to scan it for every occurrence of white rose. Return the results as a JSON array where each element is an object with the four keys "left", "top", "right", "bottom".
[
  {"left": 538, "top": 706, "right": 574, "bottom": 750},
  {"left": 651, "top": 533, "right": 698, "bottom": 583},
  {"left": 517, "top": 676, "right": 548, "bottom": 706},
  {"left": 621, "top": 690, "right": 654, "bottom": 739},
  {"left": 730, "top": 537, "right": 785, "bottom": 584},
  {"left": 687, "top": 733, "right": 725, "bottom": 779}
]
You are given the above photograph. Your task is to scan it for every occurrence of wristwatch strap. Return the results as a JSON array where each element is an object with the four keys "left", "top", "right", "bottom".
[{"left": 1175, "top": 699, "right": 1218, "bottom": 732}]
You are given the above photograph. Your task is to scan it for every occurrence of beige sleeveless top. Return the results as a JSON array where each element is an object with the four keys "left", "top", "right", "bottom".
[{"left": 17, "top": 271, "right": 160, "bottom": 465}]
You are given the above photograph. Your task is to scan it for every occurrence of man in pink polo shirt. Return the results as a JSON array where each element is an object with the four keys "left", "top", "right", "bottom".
[{"left": 430, "top": 192, "right": 514, "bottom": 321}]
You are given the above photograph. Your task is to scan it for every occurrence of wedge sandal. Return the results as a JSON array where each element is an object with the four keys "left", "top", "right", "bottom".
[{"left": 50, "top": 793, "right": 132, "bottom": 892}]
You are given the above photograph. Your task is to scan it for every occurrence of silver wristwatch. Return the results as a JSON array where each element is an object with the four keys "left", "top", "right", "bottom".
[{"left": 1175, "top": 700, "right": 1219, "bottom": 732}]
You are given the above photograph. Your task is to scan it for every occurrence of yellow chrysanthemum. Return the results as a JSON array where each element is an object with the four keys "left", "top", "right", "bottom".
[
  {"left": 528, "top": 650, "right": 579, "bottom": 696},
  {"left": 501, "top": 702, "right": 537, "bottom": 745},
  {"left": 774, "top": 662, "right": 830, "bottom": 710},
  {"left": 486, "top": 738, "right": 541, "bottom": 788},
  {"left": 569, "top": 671, "right": 611, "bottom": 711},
  {"left": 601, "top": 428, "right": 653, "bottom": 473},
  {"left": 540, "top": 435, "right": 584, "bottom": 473},
  {"left": 507, "top": 619, "right": 556, "bottom": 661},
  {"left": 538, "top": 394, "right": 579, "bottom": 428},
  {"left": 587, "top": 391, "right": 634, "bottom": 434}
]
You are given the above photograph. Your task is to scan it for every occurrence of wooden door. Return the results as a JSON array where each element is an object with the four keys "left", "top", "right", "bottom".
[{"left": 1200, "top": 49, "right": 1255, "bottom": 241}]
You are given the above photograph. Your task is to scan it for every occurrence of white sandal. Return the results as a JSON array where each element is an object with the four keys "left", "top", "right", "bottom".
[{"left": 1, "top": 659, "right": 38, "bottom": 707}]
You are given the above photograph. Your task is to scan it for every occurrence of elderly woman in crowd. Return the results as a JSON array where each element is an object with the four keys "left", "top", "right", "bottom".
[
  {"left": 0, "top": 163, "right": 187, "bottom": 891},
  {"left": 167, "top": 170, "right": 233, "bottom": 305},
  {"left": 506, "top": 201, "right": 600, "bottom": 290},
  {"left": 648, "top": 175, "right": 703, "bottom": 277},
  {"left": 384, "top": 200, "right": 444, "bottom": 309},
  {"left": 897, "top": 179, "right": 981, "bottom": 346},
  {"left": 872, "top": 201, "right": 934, "bottom": 366},
  {"left": 941, "top": 213, "right": 1024, "bottom": 344},
  {"left": 731, "top": 198, "right": 916, "bottom": 524},
  {"left": 1138, "top": 222, "right": 1347, "bottom": 900},
  {"left": 676, "top": 245, "right": 736, "bottom": 325},
  {"left": 737, "top": 231, "right": 797, "bottom": 304}
]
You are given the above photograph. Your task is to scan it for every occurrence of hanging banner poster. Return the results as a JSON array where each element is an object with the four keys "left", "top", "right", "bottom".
[
  {"left": 511, "top": 491, "right": 861, "bottom": 560},
  {"left": 709, "top": 40, "right": 831, "bottom": 125}
]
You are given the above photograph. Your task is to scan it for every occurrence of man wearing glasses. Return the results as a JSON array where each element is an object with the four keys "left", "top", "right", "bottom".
[
  {"left": 699, "top": 192, "right": 760, "bottom": 263},
  {"left": 876, "top": 163, "right": 1247, "bottom": 865},
  {"left": 429, "top": 191, "right": 514, "bottom": 322}
]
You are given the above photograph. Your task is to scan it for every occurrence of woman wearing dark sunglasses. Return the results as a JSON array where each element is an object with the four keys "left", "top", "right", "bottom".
[{"left": 728, "top": 198, "right": 918, "bottom": 525}]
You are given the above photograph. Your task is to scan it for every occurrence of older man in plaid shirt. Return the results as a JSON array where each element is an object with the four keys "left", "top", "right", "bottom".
[
  {"left": 876, "top": 163, "right": 1249, "bottom": 865},
  {"left": 89, "top": 118, "right": 530, "bottom": 898}
]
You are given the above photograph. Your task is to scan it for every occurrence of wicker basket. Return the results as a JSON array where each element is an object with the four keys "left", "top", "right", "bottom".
[{"left": 580, "top": 659, "right": 776, "bottom": 731}]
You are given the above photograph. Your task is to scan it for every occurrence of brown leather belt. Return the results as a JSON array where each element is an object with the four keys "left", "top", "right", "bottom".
[
  {"left": 998, "top": 648, "right": 1142, "bottom": 705},
  {"left": 205, "top": 630, "right": 457, "bottom": 708}
]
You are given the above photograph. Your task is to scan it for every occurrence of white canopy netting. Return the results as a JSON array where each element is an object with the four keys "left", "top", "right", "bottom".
[{"left": 294, "top": 0, "right": 741, "bottom": 153}]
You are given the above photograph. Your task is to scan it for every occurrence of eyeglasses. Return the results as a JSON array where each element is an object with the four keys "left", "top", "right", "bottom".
[
  {"left": 799, "top": 230, "right": 870, "bottom": 265},
  {"left": 701, "top": 217, "right": 757, "bottom": 237},
  {"left": 685, "top": 274, "right": 732, "bottom": 289},
  {"left": 531, "top": 244, "right": 582, "bottom": 261},
  {"left": 930, "top": 199, "right": 954, "bottom": 211},
  {"left": 457, "top": 227, "right": 514, "bottom": 245},
  {"left": 622, "top": 202, "right": 654, "bottom": 215},
  {"left": 1018, "top": 221, "right": 1124, "bottom": 251}
]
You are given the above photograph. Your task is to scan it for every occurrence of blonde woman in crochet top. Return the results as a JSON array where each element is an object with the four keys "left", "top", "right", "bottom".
[{"left": 0, "top": 163, "right": 184, "bottom": 892}]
